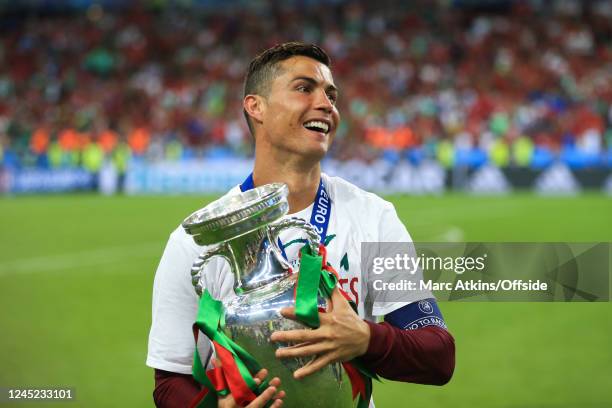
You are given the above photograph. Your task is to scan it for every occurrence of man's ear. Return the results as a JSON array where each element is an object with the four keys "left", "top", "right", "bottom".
[{"left": 243, "top": 95, "right": 265, "bottom": 125}]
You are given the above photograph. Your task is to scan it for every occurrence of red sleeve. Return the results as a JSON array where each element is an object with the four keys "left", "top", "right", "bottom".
[
  {"left": 153, "top": 369, "right": 203, "bottom": 408},
  {"left": 360, "top": 321, "right": 455, "bottom": 385}
]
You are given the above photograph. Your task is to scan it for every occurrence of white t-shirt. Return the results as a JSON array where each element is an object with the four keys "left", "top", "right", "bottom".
[{"left": 146, "top": 173, "right": 431, "bottom": 374}]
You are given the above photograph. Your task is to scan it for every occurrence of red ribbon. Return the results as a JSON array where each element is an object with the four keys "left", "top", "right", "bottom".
[
  {"left": 206, "top": 365, "right": 227, "bottom": 393},
  {"left": 342, "top": 362, "right": 367, "bottom": 400},
  {"left": 213, "top": 341, "right": 257, "bottom": 406},
  {"left": 319, "top": 244, "right": 353, "bottom": 301},
  {"left": 302, "top": 245, "right": 370, "bottom": 403},
  {"left": 188, "top": 388, "right": 209, "bottom": 408}
]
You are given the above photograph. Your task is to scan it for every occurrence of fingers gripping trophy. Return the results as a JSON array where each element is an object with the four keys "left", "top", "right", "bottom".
[{"left": 182, "top": 183, "right": 357, "bottom": 407}]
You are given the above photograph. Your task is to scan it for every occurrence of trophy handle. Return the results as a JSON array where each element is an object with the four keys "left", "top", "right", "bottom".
[
  {"left": 267, "top": 217, "right": 321, "bottom": 255},
  {"left": 191, "top": 243, "right": 233, "bottom": 296}
]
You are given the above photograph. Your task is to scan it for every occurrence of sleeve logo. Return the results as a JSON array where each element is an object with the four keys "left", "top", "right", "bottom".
[{"left": 418, "top": 300, "right": 434, "bottom": 314}]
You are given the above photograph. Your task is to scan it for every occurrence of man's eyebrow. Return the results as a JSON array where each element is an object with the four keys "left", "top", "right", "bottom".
[{"left": 291, "top": 76, "right": 338, "bottom": 93}]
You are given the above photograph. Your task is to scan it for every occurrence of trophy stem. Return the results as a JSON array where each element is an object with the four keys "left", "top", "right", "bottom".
[{"left": 227, "top": 227, "right": 293, "bottom": 294}]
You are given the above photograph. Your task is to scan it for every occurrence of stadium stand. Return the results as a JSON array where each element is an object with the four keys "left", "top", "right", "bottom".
[{"left": 0, "top": 0, "right": 610, "bottom": 191}]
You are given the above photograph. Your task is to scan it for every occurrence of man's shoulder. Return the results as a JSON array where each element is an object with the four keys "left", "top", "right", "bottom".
[
  {"left": 166, "top": 222, "right": 200, "bottom": 257},
  {"left": 323, "top": 173, "right": 393, "bottom": 212}
]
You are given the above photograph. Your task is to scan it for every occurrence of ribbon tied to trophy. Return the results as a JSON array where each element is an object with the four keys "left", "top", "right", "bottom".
[{"left": 190, "top": 243, "right": 376, "bottom": 408}]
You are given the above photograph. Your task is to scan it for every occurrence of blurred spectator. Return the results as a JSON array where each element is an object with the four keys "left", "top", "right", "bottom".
[{"left": 0, "top": 0, "right": 610, "bottom": 171}]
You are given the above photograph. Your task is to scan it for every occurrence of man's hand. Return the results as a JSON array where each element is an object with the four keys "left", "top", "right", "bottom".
[
  {"left": 217, "top": 366, "right": 285, "bottom": 408},
  {"left": 270, "top": 287, "right": 371, "bottom": 379}
]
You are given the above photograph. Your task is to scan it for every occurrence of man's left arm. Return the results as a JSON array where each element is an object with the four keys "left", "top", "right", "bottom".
[
  {"left": 272, "top": 200, "right": 454, "bottom": 385},
  {"left": 361, "top": 200, "right": 455, "bottom": 384},
  {"left": 271, "top": 289, "right": 455, "bottom": 385},
  {"left": 361, "top": 299, "right": 455, "bottom": 385}
]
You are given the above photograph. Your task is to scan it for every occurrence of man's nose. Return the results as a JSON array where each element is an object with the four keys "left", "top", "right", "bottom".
[{"left": 314, "top": 89, "right": 333, "bottom": 113}]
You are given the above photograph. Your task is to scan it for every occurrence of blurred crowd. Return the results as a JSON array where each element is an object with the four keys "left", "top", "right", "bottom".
[{"left": 0, "top": 0, "right": 611, "bottom": 173}]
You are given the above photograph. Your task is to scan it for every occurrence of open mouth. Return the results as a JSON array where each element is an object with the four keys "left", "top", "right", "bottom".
[{"left": 303, "top": 120, "right": 330, "bottom": 134}]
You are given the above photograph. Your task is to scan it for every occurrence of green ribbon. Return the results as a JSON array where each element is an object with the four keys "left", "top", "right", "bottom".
[
  {"left": 193, "top": 389, "right": 218, "bottom": 408},
  {"left": 192, "top": 289, "right": 271, "bottom": 407},
  {"left": 293, "top": 244, "right": 378, "bottom": 408},
  {"left": 294, "top": 245, "right": 327, "bottom": 327}
]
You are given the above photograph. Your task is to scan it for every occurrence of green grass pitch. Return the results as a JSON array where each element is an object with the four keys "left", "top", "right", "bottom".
[{"left": 0, "top": 193, "right": 610, "bottom": 407}]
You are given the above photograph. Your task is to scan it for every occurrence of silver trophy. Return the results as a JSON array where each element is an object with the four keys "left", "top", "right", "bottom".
[{"left": 182, "top": 183, "right": 354, "bottom": 407}]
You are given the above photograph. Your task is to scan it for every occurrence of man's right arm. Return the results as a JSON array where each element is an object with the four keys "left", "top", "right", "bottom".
[
  {"left": 153, "top": 369, "right": 202, "bottom": 408},
  {"left": 148, "top": 228, "right": 278, "bottom": 407},
  {"left": 153, "top": 368, "right": 285, "bottom": 408},
  {"left": 148, "top": 229, "right": 208, "bottom": 407}
]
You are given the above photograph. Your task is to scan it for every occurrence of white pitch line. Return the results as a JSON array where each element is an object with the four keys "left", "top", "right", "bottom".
[
  {"left": 434, "top": 226, "right": 465, "bottom": 242},
  {"left": 404, "top": 212, "right": 509, "bottom": 228},
  {"left": 0, "top": 242, "right": 163, "bottom": 277}
]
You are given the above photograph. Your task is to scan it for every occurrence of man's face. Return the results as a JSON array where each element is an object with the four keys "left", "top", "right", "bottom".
[{"left": 258, "top": 56, "right": 340, "bottom": 160}]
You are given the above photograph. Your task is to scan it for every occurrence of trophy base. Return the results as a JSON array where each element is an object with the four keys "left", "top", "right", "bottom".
[{"left": 227, "top": 322, "right": 355, "bottom": 408}]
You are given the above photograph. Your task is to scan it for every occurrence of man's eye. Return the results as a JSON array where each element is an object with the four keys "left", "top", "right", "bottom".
[
  {"left": 327, "top": 93, "right": 338, "bottom": 104},
  {"left": 296, "top": 85, "right": 310, "bottom": 92}
]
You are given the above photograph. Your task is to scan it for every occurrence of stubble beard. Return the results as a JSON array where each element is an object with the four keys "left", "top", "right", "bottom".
[{"left": 260, "top": 131, "right": 329, "bottom": 170}]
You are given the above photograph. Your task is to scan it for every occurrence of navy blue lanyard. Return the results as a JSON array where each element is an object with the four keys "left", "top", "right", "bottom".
[{"left": 239, "top": 173, "right": 332, "bottom": 243}]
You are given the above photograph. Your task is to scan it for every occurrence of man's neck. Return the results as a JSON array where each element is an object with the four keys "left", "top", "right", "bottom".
[{"left": 252, "top": 156, "right": 321, "bottom": 214}]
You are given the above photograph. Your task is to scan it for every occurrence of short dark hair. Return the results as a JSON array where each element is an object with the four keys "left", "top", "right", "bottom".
[{"left": 243, "top": 42, "right": 331, "bottom": 136}]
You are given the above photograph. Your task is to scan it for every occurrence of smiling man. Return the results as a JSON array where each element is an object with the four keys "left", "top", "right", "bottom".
[
  {"left": 242, "top": 46, "right": 339, "bottom": 214},
  {"left": 147, "top": 42, "right": 455, "bottom": 408}
]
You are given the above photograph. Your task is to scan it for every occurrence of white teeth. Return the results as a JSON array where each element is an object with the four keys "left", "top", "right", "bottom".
[{"left": 304, "top": 120, "right": 329, "bottom": 133}]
